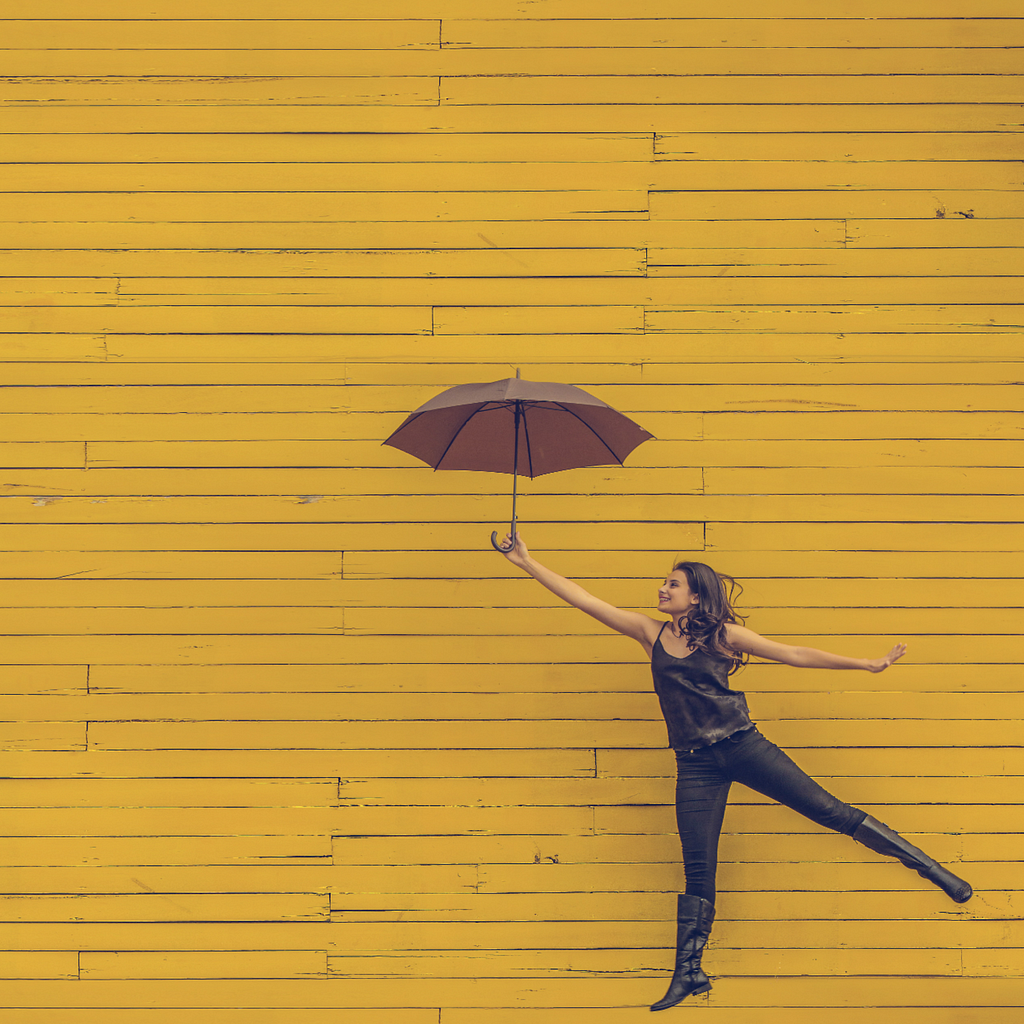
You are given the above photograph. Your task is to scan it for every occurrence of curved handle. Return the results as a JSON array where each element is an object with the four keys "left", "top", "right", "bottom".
[{"left": 490, "top": 530, "right": 515, "bottom": 553}]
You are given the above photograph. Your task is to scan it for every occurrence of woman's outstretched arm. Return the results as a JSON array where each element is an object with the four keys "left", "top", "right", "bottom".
[
  {"left": 500, "top": 533, "right": 661, "bottom": 647},
  {"left": 725, "top": 623, "right": 906, "bottom": 673}
]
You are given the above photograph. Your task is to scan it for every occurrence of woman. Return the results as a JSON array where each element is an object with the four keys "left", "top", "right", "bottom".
[{"left": 499, "top": 534, "right": 972, "bottom": 1012}]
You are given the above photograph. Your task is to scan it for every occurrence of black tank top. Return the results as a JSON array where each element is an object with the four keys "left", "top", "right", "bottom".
[{"left": 651, "top": 622, "right": 753, "bottom": 749}]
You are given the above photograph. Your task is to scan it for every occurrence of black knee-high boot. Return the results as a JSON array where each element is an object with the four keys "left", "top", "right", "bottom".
[
  {"left": 650, "top": 894, "right": 715, "bottom": 1012},
  {"left": 852, "top": 814, "right": 972, "bottom": 903}
]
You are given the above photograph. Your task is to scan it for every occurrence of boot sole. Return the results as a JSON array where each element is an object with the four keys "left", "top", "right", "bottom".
[{"left": 650, "top": 982, "right": 712, "bottom": 1011}]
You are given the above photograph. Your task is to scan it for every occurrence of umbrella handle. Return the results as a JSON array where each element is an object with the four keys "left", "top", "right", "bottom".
[{"left": 490, "top": 530, "right": 515, "bottom": 553}]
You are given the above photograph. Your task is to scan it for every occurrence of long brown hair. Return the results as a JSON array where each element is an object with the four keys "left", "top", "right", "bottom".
[{"left": 671, "top": 561, "right": 747, "bottom": 675}]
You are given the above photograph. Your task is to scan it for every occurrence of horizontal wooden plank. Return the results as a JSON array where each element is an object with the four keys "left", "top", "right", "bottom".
[
  {"left": 709, "top": 521, "right": 1024, "bottom": 551},
  {"left": 0, "top": 632, "right": 1018, "bottom": 666},
  {"left": 651, "top": 192, "right": 1024, "bottom": 220},
  {"left": 14, "top": 41, "right": 1024, "bottom": 75},
  {"left": 441, "top": 18, "right": 1024, "bottom": 48},
  {"left": 0, "top": 307, "right": 434, "bottom": 335},
  {"left": 0, "top": 724, "right": 85, "bottom": 751},
  {"left": 0, "top": 249, "right": 647, "bottom": 279},
  {"left": 5, "top": 277, "right": 1024, "bottom": 309},
  {"left": 0, "top": 894, "right": 325, "bottom": 923},
  {"left": 0, "top": 865, "right": 475, "bottom": 895},
  {"left": 72, "top": 436, "right": 1024, "bottom": 470},
  {"left": 82, "top": 718, "right": 1024, "bottom": 752},
  {"left": 0, "top": 974, "right": 1020, "bottom": 1009},
  {"left": 5, "top": 47, "right": 1022, "bottom": 77},
  {"left": 0, "top": 444, "right": 82, "bottom": 468},
  {"left": 444, "top": 76, "right": 1024, "bottom": 106},
  {"left": 646, "top": 248, "right": 1024, "bottom": 277},
  {"left": 0, "top": 132, "right": 654, "bottom": 164},
  {"left": 472, "top": 861, "right": 1009, "bottom": 896},
  {"left": 0, "top": 748, "right": 596, "bottom": 779},
  {"left": 0, "top": 805, "right": 592, "bottom": 836},
  {"left": 0, "top": 103, "right": 1018, "bottom": 134},
  {"left": 0, "top": 20, "right": 443, "bottom": 49},
  {"left": 86, "top": 720, "right": 662, "bottom": 751},
  {"left": 441, "top": 1010, "right": 1024, "bottom": 1024},
  {"left": 655, "top": 131, "right": 1024, "bottom": 162},
  {"left": 7, "top": 76, "right": 1022, "bottom": 110},
  {"left": 1, "top": 574, "right": 1021, "bottom": 609},
  {"left": 92, "top": 659, "right": 664, "bottom": 699},
  {"left": 349, "top": 605, "right": 1019, "bottom": 635},
  {"left": 0, "top": 1010, "right": 433, "bottom": 1024},
  {"left": 706, "top": 466, "right": 1024, "bottom": 495},
  {"left": 0, "top": 221, "right": 850, "bottom": 250},
  {"left": 0, "top": 387, "right": 352, "bottom": 414},
  {"left": 0, "top": 77, "right": 440, "bottom": 107},
  {"left": 703, "top": 412, "right": 1024, "bottom": 440},
  {"left": 0, "top": 778, "right": 339, "bottom": 807},
  {"left": 9, "top": 277, "right": 1024, "bottom": 311},
  {"left": 17, "top": 1, "right": 1024, "bottom": 17},
  {"left": 0, "top": 953, "right": 77, "bottom": 980},
  {"left": 326, "top": 946, "right": 963, "bottom": 976},
  {"left": 0, "top": 521, "right": 698, "bottom": 549},
  {"left": 849, "top": 220, "right": 1024, "bottom": 248},
  {"left": 327, "top": 774, "right": 1024, "bottom": 807},
  {"left": 0, "top": 465, "right": 775, "bottom": 499},
  {"left": 0, "top": 921, "right": 335, "bottom": 950},
  {"left": 604, "top": 746, "right": 1024, "bottom": 780},
  {"left": 0, "top": 336, "right": 1018, "bottom": 374},
  {"left": 328, "top": 888, "right": 1015, "bottom": 922},
  {"left": 0, "top": 836, "right": 331, "bottom": 867},
  {"left": 0, "top": 190, "right": 652, "bottom": 219},
  {"left": 643, "top": 305, "right": 1024, "bottom": 334},
  {"left": 32, "top": 457, "right": 1024, "bottom": 502},
  {"left": 43, "top": 459, "right": 1008, "bottom": 503},
  {"left": 0, "top": 552, "right": 342, "bottom": 580},
  {"left": 331, "top": 830, "right": 1015, "bottom": 868},
  {"left": 80, "top": 951, "right": 327, "bottom": 979},
  {"left": 599, "top": 802, "right": 1024, "bottom": 836},
  {"left": 9, "top": 193, "right": 1020, "bottom": 232},
  {"left": 61, "top": 361, "right": 1024, "bottom": 389},
  {"left": 351, "top": 550, "right": 1024, "bottom": 590},
  {"left": 4, "top": 917, "right": 1013, "bottom": 958},
  {"left": 326, "top": 917, "right": 1021, "bottom": 954},
  {"left": 0, "top": 666, "right": 85, "bottom": 696},
  {"left": 5, "top": 157, "right": 1007, "bottom": 194}
]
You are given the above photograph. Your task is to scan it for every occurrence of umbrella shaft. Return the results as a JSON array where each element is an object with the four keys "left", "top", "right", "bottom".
[{"left": 510, "top": 401, "right": 520, "bottom": 536}]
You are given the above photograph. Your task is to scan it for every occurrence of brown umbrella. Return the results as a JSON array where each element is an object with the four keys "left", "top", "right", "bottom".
[{"left": 383, "top": 373, "right": 654, "bottom": 550}]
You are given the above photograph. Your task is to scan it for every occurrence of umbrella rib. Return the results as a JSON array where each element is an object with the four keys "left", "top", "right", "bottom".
[
  {"left": 432, "top": 403, "right": 494, "bottom": 470},
  {"left": 521, "top": 402, "right": 536, "bottom": 478},
  {"left": 550, "top": 402, "right": 626, "bottom": 465}
]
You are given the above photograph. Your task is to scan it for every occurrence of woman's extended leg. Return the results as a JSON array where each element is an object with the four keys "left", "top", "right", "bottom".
[{"left": 722, "top": 728, "right": 972, "bottom": 903}]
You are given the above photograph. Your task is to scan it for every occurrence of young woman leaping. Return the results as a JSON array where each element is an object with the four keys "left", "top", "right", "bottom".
[{"left": 499, "top": 534, "right": 972, "bottom": 1012}]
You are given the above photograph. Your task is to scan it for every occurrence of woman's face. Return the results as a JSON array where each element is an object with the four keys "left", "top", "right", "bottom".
[{"left": 657, "top": 570, "right": 699, "bottom": 618}]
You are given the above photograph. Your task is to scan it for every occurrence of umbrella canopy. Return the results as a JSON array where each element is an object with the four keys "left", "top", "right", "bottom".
[
  {"left": 383, "top": 376, "right": 654, "bottom": 550},
  {"left": 383, "top": 376, "right": 653, "bottom": 477}
]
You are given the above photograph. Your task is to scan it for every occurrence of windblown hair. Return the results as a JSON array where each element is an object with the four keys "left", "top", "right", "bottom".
[{"left": 671, "top": 561, "right": 747, "bottom": 675}]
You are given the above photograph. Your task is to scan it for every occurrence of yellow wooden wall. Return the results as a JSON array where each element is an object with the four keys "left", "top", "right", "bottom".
[{"left": 1, "top": 0, "right": 1021, "bottom": 1021}]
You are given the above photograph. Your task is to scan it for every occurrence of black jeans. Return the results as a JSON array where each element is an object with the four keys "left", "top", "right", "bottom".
[{"left": 674, "top": 726, "right": 867, "bottom": 903}]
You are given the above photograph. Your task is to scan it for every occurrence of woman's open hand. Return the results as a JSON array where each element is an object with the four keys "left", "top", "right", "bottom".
[{"left": 866, "top": 642, "right": 908, "bottom": 673}]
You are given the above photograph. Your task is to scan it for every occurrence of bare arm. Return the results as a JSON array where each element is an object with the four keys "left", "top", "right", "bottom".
[
  {"left": 725, "top": 623, "right": 906, "bottom": 673},
  {"left": 499, "top": 533, "right": 662, "bottom": 648}
]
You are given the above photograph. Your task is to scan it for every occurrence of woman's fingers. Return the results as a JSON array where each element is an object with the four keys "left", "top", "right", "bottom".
[{"left": 886, "top": 642, "right": 908, "bottom": 667}]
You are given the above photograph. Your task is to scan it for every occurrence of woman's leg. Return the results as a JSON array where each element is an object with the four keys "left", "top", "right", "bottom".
[
  {"left": 720, "top": 728, "right": 972, "bottom": 902},
  {"left": 719, "top": 727, "right": 866, "bottom": 835},
  {"left": 651, "top": 748, "right": 731, "bottom": 1012},
  {"left": 673, "top": 746, "right": 733, "bottom": 902}
]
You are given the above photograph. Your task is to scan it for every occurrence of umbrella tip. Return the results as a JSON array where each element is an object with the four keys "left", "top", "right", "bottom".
[{"left": 515, "top": 367, "right": 521, "bottom": 379}]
